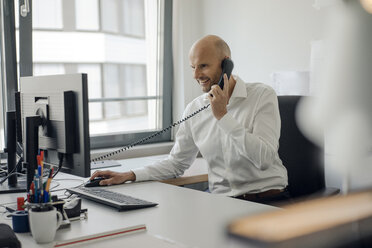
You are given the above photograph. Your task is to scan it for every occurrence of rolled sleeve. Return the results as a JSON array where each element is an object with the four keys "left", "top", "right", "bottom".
[{"left": 131, "top": 168, "right": 149, "bottom": 182}]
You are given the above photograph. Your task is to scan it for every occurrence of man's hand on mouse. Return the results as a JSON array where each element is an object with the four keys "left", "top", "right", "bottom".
[{"left": 89, "top": 170, "right": 136, "bottom": 186}]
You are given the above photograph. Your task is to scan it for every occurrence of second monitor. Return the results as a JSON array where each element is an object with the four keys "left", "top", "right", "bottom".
[{"left": 20, "top": 73, "right": 91, "bottom": 184}]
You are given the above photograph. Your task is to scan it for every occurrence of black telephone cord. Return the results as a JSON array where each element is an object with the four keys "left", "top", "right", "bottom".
[{"left": 91, "top": 103, "right": 210, "bottom": 162}]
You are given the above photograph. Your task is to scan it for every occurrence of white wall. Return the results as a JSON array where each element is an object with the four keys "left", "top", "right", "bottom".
[
  {"left": 172, "top": 0, "right": 204, "bottom": 122},
  {"left": 172, "top": 0, "right": 326, "bottom": 119}
]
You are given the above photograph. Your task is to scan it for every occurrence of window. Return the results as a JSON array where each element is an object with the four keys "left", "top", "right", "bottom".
[
  {"left": 3, "top": 0, "right": 173, "bottom": 150},
  {"left": 32, "top": 0, "right": 63, "bottom": 29},
  {"left": 75, "top": 0, "right": 100, "bottom": 31}
]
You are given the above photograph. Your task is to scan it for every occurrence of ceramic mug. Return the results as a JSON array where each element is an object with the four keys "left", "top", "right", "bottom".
[{"left": 28, "top": 205, "right": 62, "bottom": 244}]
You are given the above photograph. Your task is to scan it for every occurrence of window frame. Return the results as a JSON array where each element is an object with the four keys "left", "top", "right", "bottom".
[
  {"left": 0, "top": 0, "right": 20, "bottom": 153},
  {"left": 7, "top": 0, "right": 173, "bottom": 150}
]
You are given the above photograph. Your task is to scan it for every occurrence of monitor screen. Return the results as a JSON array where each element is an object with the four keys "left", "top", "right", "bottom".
[{"left": 19, "top": 73, "right": 90, "bottom": 184}]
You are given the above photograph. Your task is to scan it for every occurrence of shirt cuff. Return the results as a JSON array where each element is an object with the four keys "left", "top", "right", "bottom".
[
  {"left": 217, "top": 112, "right": 240, "bottom": 134},
  {"left": 131, "top": 168, "right": 150, "bottom": 182}
]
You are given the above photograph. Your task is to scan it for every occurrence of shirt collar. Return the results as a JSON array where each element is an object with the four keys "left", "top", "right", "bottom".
[
  {"left": 202, "top": 75, "right": 247, "bottom": 102},
  {"left": 230, "top": 75, "right": 247, "bottom": 99}
]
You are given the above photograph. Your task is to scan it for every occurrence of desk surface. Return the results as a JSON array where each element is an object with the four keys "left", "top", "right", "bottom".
[
  {"left": 0, "top": 155, "right": 275, "bottom": 247},
  {"left": 0, "top": 171, "right": 276, "bottom": 248}
]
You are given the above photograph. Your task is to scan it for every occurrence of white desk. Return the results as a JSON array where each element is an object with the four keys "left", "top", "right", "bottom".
[{"left": 0, "top": 172, "right": 276, "bottom": 248}]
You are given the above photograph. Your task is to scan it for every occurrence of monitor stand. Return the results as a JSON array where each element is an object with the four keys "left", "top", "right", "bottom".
[
  {"left": 0, "top": 111, "right": 42, "bottom": 195},
  {"left": 0, "top": 111, "right": 27, "bottom": 194}
]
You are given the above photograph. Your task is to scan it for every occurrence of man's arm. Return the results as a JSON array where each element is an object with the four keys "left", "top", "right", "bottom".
[
  {"left": 91, "top": 105, "right": 200, "bottom": 185},
  {"left": 207, "top": 74, "right": 280, "bottom": 170},
  {"left": 218, "top": 87, "right": 281, "bottom": 170},
  {"left": 132, "top": 106, "right": 200, "bottom": 181}
]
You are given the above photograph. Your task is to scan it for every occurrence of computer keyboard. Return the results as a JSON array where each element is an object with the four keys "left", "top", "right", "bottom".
[{"left": 67, "top": 187, "right": 158, "bottom": 211}]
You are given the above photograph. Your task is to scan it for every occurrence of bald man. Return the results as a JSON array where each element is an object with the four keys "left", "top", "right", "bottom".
[{"left": 91, "top": 35, "right": 289, "bottom": 205}]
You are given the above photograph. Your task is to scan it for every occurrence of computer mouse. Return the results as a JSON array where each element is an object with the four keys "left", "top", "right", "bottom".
[{"left": 84, "top": 177, "right": 106, "bottom": 187}]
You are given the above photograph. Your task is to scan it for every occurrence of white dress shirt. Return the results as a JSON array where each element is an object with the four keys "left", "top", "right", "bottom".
[{"left": 133, "top": 76, "right": 288, "bottom": 196}]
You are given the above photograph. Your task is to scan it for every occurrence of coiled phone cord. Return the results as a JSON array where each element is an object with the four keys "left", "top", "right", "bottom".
[{"left": 90, "top": 103, "right": 210, "bottom": 162}]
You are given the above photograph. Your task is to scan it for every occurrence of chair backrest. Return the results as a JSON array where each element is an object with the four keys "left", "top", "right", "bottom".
[{"left": 277, "top": 96, "right": 325, "bottom": 198}]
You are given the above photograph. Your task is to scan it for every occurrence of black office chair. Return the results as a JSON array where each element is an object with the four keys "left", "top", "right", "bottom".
[{"left": 277, "top": 95, "right": 339, "bottom": 201}]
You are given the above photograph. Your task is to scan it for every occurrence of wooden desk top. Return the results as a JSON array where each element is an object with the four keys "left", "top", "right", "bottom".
[
  {"left": 160, "top": 174, "right": 208, "bottom": 186},
  {"left": 228, "top": 190, "right": 372, "bottom": 247}
]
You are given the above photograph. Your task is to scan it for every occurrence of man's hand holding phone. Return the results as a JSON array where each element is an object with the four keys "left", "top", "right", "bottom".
[{"left": 208, "top": 73, "right": 230, "bottom": 120}]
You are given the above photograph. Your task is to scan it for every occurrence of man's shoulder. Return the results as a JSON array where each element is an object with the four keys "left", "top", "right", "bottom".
[
  {"left": 235, "top": 76, "right": 275, "bottom": 94},
  {"left": 245, "top": 81, "right": 274, "bottom": 91},
  {"left": 244, "top": 81, "right": 276, "bottom": 96}
]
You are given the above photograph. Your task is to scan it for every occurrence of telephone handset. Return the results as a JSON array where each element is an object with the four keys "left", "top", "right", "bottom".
[
  {"left": 91, "top": 58, "right": 234, "bottom": 162},
  {"left": 217, "top": 58, "right": 234, "bottom": 90}
]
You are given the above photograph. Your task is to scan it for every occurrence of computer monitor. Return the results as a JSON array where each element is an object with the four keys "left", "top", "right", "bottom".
[{"left": 19, "top": 73, "right": 91, "bottom": 190}]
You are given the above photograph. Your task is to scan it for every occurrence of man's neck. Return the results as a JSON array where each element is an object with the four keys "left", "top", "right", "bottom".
[{"left": 228, "top": 76, "right": 237, "bottom": 100}]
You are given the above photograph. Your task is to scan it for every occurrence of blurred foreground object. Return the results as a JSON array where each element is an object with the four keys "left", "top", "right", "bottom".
[
  {"left": 228, "top": 190, "right": 372, "bottom": 248},
  {"left": 361, "top": 0, "right": 372, "bottom": 13},
  {"left": 296, "top": 0, "right": 372, "bottom": 193}
]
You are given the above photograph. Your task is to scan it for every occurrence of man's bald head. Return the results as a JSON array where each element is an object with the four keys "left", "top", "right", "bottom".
[
  {"left": 189, "top": 35, "right": 231, "bottom": 60},
  {"left": 189, "top": 35, "right": 232, "bottom": 92}
]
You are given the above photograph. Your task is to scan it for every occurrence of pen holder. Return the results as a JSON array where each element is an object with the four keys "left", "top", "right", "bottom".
[
  {"left": 28, "top": 204, "right": 62, "bottom": 244},
  {"left": 11, "top": 210, "right": 30, "bottom": 233}
]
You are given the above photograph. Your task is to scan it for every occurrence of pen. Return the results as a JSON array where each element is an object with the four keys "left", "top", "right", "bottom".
[
  {"left": 49, "top": 167, "right": 54, "bottom": 178},
  {"left": 44, "top": 191, "right": 49, "bottom": 203},
  {"left": 37, "top": 155, "right": 41, "bottom": 168},
  {"left": 45, "top": 178, "right": 52, "bottom": 192},
  {"left": 34, "top": 171, "right": 39, "bottom": 203},
  {"left": 38, "top": 165, "right": 43, "bottom": 199},
  {"left": 34, "top": 187, "right": 38, "bottom": 203},
  {"left": 40, "top": 151, "right": 44, "bottom": 167}
]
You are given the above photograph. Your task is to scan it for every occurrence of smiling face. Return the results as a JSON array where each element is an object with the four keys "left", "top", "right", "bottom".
[{"left": 189, "top": 40, "right": 224, "bottom": 93}]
